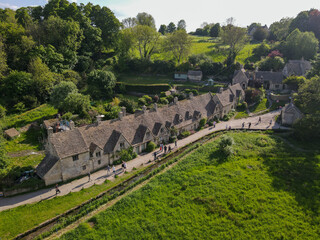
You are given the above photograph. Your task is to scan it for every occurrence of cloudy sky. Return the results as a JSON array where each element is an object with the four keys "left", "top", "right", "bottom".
[{"left": 1, "top": 0, "right": 320, "bottom": 31}]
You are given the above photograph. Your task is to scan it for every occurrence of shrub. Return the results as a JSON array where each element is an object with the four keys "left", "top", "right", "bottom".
[
  {"left": 119, "top": 99, "right": 135, "bottom": 114},
  {"left": 142, "top": 95, "right": 153, "bottom": 105},
  {"left": 62, "top": 112, "right": 72, "bottom": 121},
  {"left": 138, "top": 97, "right": 147, "bottom": 106},
  {"left": 0, "top": 105, "right": 6, "bottom": 118},
  {"left": 160, "top": 92, "right": 166, "bottom": 98},
  {"left": 146, "top": 141, "right": 156, "bottom": 152},
  {"left": 166, "top": 95, "right": 174, "bottom": 103},
  {"left": 199, "top": 118, "right": 207, "bottom": 128},
  {"left": 169, "top": 136, "right": 177, "bottom": 143},
  {"left": 178, "top": 131, "right": 191, "bottom": 139},
  {"left": 13, "top": 102, "right": 26, "bottom": 113},
  {"left": 159, "top": 97, "right": 169, "bottom": 105},
  {"left": 222, "top": 145, "right": 234, "bottom": 157},
  {"left": 218, "top": 135, "right": 235, "bottom": 149}
]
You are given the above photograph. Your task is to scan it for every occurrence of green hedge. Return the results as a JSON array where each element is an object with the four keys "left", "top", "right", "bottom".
[{"left": 115, "top": 83, "right": 171, "bottom": 95}]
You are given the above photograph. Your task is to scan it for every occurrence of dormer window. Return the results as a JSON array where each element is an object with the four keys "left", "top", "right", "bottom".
[
  {"left": 96, "top": 151, "right": 101, "bottom": 157},
  {"left": 120, "top": 142, "right": 125, "bottom": 149},
  {"left": 72, "top": 155, "right": 79, "bottom": 161}
]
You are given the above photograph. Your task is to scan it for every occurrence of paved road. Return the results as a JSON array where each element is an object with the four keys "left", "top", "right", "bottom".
[{"left": 0, "top": 110, "right": 286, "bottom": 212}]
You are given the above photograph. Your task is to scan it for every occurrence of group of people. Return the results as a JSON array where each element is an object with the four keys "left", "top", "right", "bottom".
[{"left": 154, "top": 141, "right": 177, "bottom": 160}]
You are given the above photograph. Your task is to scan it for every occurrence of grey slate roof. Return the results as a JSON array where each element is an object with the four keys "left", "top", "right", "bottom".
[
  {"left": 36, "top": 155, "right": 59, "bottom": 178},
  {"left": 255, "top": 71, "right": 284, "bottom": 84},
  {"left": 215, "top": 89, "right": 233, "bottom": 107},
  {"left": 283, "top": 60, "right": 312, "bottom": 77},
  {"left": 232, "top": 69, "right": 249, "bottom": 85},
  {"left": 229, "top": 83, "right": 245, "bottom": 98}
]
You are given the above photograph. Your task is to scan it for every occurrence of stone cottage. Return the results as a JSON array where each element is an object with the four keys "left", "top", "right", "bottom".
[
  {"left": 281, "top": 103, "right": 303, "bottom": 126},
  {"left": 232, "top": 68, "right": 249, "bottom": 89},
  {"left": 188, "top": 70, "right": 203, "bottom": 81},
  {"left": 283, "top": 59, "right": 312, "bottom": 78},
  {"left": 37, "top": 84, "right": 245, "bottom": 185}
]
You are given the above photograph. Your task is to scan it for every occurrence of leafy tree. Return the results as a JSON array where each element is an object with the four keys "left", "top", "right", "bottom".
[
  {"left": 209, "top": 23, "right": 221, "bottom": 37},
  {"left": 0, "top": 105, "right": 6, "bottom": 118},
  {"left": 309, "top": 9, "right": 320, "bottom": 39},
  {"left": 118, "top": 28, "right": 136, "bottom": 57},
  {"left": 269, "top": 17, "right": 292, "bottom": 41},
  {"left": 252, "top": 42, "right": 270, "bottom": 60},
  {"left": 62, "top": 92, "right": 91, "bottom": 115},
  {"left": 247, "top": 23, "right": 261, "bottom": 33},
  {"left": 146, "top": 141, "right": 156, "bottom": 152},
  {"left": 306, "top": 55, "right": 320, "bottom": 78},
  {"left": 87, "top": 70, "right": 116, "bottom": 99},
  {"left": 257, "top": 56, "right": 285, "bottom": 71},
  {"left": 136, "top": 12, "right": 156, "bottom": 29},
  {"left": 167, "top": 22, "right": 176, "bottom": 33},
  {"left": 253, "top": 27, "right": 269, "bottom": 41},
  {"left": 119, "top": 99, "right": 136, "bottom": 114},
  {"left": 289, "top": 11, "right": 309, "bottom": 33},
  {"left": 221, "top": 21, "right": 248, "bottom": 65},
  {"left": 177, "top": 20, "right": 186, "bottom": 30},
  {"left": 132, "top": 25, "right": 160, "bottom": 60},
  {"left": 121, "top": 17, "right": 137, "bottom": 29},
  {"left": 283, "top": 76, "right": 306, "bottom": 91},
  {"left": 50, "top": 81, "right": 78, "bottom": 111},
  {"left": 62, "top": 70, "right": 82, "bottom": 85},
  {"left": 164, "top": 30, "right": 192, "bottom": 64},
  {"left": 158, "top": 24, "right": 167, "bottom": 35},
  {"left": 285, "top": 29, "right": 319, "bottom": 60},
  {"left": 0, "top": 36, "right": 7, "bottom": 78}
]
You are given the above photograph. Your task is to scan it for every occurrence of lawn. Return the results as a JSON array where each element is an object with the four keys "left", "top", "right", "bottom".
[
  {"left": 59, "top": 132, "right": 320, "bottom": 240},
  {"left": 234, "top": 110, "right": 249, "bottom": 119},
  {"left": 249, "top": 98, "right": 269, "bottom": 113},
  {"left": 117, "top": 74, "right": 171, "bottom": 85},
  {"left": 0, "top": 168, "right": 146, "bottom": 240}
]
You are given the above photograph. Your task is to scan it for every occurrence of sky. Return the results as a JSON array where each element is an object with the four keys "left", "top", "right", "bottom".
[{"left": 1, "top": 0, "right": 320, "bottom": 31}]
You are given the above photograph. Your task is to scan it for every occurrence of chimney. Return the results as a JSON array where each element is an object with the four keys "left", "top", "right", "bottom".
[
  {"left": 154, "top": 103, "right": 158, "bottom": 111},
  {"left": 142, "top": 105, "right": 147, "bottom": 113},
  {"left": 118, "top": 111, "right": 123, "bottom": 120},
  {"left": 174, "top": 97, "right": 178, "bottom": 104},
  {"left": 121, "top": 107, "right": 126, "bottom": 117},
  {"left": 219, "top": 87, "right": 223, "bottom": 93},
  {"left": 69, "top": 120, "right": 75, "bottom": 130},
  {"left": 96, "top": 115, "right": 104, "bottom": 124},
  {"left": 189, "top": 92, "right": 193, "bottom": 99},
  {"left": 47, "top": 127, "right": 53, "bottom": 136}
]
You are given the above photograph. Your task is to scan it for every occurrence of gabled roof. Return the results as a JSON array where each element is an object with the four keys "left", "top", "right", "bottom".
[
  {"left": 283, "top": 103, "right": 302, "bottom": 115},
  {"left": 232, "top": 69, "right": 249, "bottom": 85},
  {"left": 215, "top": 89, "right": 233, "bottom": 107},
  {"left": 188, "top": 70, "right": 202, "bottom": 76},
  {"left": 4, "top": 128, "right": 20, "bottom": 138},
  {"left": 228, "top": 83, "right": 245, "bottom": 97},
  {"left": 255, "top": 71, "right": 283, "bottom": 84},
  {"left": 283, "top": 60, "right": 312, "bottom": 77},
  {"left": 132, "top": 125, "right": 148, "bottom": 145},
  {"left": 104, "top": 130, "right": 122, "bottom": 153},
  {"left": 36, "top": 155, "right": 59, "bottom": 178}
]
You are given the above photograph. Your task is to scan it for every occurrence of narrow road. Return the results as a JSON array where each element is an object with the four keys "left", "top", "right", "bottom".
[{"left": 0, "top": 110, "right": 285, "bottom": 212}]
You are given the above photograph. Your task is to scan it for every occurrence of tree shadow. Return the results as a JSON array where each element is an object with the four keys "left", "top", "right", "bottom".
[{"left": 263, "top": 135, "right": 320, "bottom": 214}]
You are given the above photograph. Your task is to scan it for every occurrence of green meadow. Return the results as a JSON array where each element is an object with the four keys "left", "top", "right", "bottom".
[{"left": 59, "top": 131, "right": 320, "bottom": 240}]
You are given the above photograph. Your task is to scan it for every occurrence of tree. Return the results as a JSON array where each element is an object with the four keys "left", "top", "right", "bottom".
[
  {"left": 164, "top": 30, "right": 192, "bottom": 64},
  {"left": 87, "top": 70, "right": 116, "bottom": 99},
  {"left": 0, "top": 36, "right": 7, "bottom": 78},
  {"left": 306, "top": 55, "right": 320, "bottom": 78},
  {"left": 0, "top": 105, "right": 6, "bottom": 118},
  {"left": 252, "top": 43, "right": 270, "bottom": 60},
  {"left": 177, "top": 20, "right": 186, "bottom": 30},
  {"left": 209, "top": 23, "right": 221, "bottom": 37},
  {"left": 121, "top": 17, "right": 137, "bottom": 29},
  {"left": 50, "top": 81, "right": 78, "bottom": 110},
  {"left": 136, "top": 12, "right": 156, "bottom": 29},
  {"left": 269, "top": 17, "right": 292, "bottom": 41},
  {"left": 63, "top": 92, "right": 91, "bottom": 115},
  {"left": 285, "top": 29, "right": 319, "bottom": 60},
  {"left": 158, "top": 24, "right": 167, "bottom": 35},
  {"left": 167, "top": 22, "right": 176, "bottom": 33},
  {"left": 289, "top": 11, "right": 309, "bottom": 33},
  {"left": 15, "top": 7, "right": 33, "bottom": 28},
  {"left": 132, "top": 25, "right": 160, "bottom": 60},
  {"left": 247, "top": 23, "right": 261, "bottom": 33},
  {"left": 253, "top": 27, "right": 268, "bottom": 41},
  {"left": 119, "top": 99, "right": 136, "bottom": 114},
  {"left": 257, "top": 56, "right": 285, "bottom": 71},
  {"left": 221, "top": 22, "right": 248, "bottom": 65},
  {"left": 118, "top": 28, "right": 136, "bottom": 57},
  {"left": 283, "top": 76, "right": 306, "bottom": 91}
]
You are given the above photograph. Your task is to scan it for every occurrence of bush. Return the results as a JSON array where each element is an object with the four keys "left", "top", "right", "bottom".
[
  {"left": 178, "top": 131, "right": 191, "bottom": 139},
  {"left": 13, "top": 102, "right": 26, "bottom": 113},
  {"left": 62, "top": 112, "right": 73, "bottom": 121},
  {"left": 138, "top": 97, "right": 147, "bottom": 106},
  {"left": 218, "top": 135, "right": 235, "bottom": 149},
  {"left": 22, "top": 95, "right": 39, "bottom": 109},
  {"left": 169, "top": 136, "right": 177, "bottom": 143},
  {"left": 142, "top": 95, "right": 153, "bottom": 105},
  {"left": 159, "top": 97, "right": 169, "bottom": 105},
  {"left": 119, "top": 99, "right": 135, "bottom": 114},
  {"left": 166, "top": 95, "right": 174, "bottom": 103},
  {"left": 146, "top": 141, "right": 156, "bottom": 153},
  {"left": 160, "top": 92, "right": 166, "bottom": 98},
  {"left": 222, "top": 145, "right": 234, "bottom": 157},
  {"left": 199, "top": 118, "right": 207, "bottom": 128},
  {"left": 0, "top": 105, "right": 6, "bottom": 118}
]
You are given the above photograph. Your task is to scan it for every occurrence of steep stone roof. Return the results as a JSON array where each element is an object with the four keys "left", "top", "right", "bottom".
[
  {"left": 36, "top": 155, "right": 59, "bottom": 178},
  {"left": 283, "top": 103, "right": 302, "bottom": 115},
  {"left": 255, "top": 71, "right": 284, "bottom": 84},
  {"left": 229, "top": 83, "right": 245, "bottom": 98},
  {"left": 232, "top": 69, "right": 249, "bottom": 85},
  {"left": 283, "top": 60, "right": 312, "bottom": 77},
  {"left": 4, "top": 128, "right": 20, "bottom": 139},
  {"left": 215, "top": 89, "right": 233, "bottom": 107}
]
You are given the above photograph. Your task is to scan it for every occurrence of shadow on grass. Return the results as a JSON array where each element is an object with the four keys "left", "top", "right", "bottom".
[
  {"left": 20, "top": 128, "right": 44, "bottom": 150},
  {"left": 263, "top": 135, "right": 320, "bottom": 213}
]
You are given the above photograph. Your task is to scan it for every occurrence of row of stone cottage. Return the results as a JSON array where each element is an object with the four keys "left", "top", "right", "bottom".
[{"left": 36, "top": 84, "right": 245, "bottom": 185}]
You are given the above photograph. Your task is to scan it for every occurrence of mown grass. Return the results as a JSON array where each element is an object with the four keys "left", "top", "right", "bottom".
[
  {"left": 0, "top": 168, "right": 146, "bottom": 240},
  {"left": 60, "top": 132, "right": 320, "bottom": 240},
  {"left": 249, "top": 98, "right": 269, "bottom": 113},
  {"left": 0, "top": 104, "right": 58, "bottom": 130},
  {"left": 234, "top": 110, "right": 249, "bottom": 119},
  {"left": 117, "top": 74, "right": 171, "bottom": 85}
]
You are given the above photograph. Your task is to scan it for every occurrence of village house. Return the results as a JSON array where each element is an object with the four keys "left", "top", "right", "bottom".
[
  {"left": 281, "top": 102, "right": 303, "bottom": 126},
  {"left": 255, "top": 71, "right": 285, "bottom": 91},
  {"left": 188, "top": 70, "right": 203, "bottom": 81},
  {"left": 174, "top": 72, "right": 188, "bottom": 81},
  {"left": 232, "top": 68, "right": 249, "bottom": 89},
  {"left": 36, "top": 84, "right": 245, "bottom": 185},
  {"left": 282, "top": 59, "right": 312, "bottom": 78}
]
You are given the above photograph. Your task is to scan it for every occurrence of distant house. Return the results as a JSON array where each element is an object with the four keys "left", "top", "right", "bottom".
[
  {"left": 232, "top": 69, "right": 249, "bottom": 89},
  {"left": 281, "top": 103, "right": 303, "bottom": 126},
  {"left": 188, "top": 70, "right": 203, "bottom": 81},
  {"left": 255, "top": 71, "right": 285, "bottom": 91},
  {"left": 248, "top": 25, "right": 269, "bottom": 38},
  {"left": 4, "top": 128, "right": 20, "bottom": 139},
  {"left": 174, "top": 72, "right": 188, "bottom": 81},
  {"left": 283, "top": 59, "right": 312, "bottom": 78}
]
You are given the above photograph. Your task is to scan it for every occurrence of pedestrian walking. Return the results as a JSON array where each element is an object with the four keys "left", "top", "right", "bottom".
[
  {"left": 213, "top": 121, "right": 216, "bottom": 128},
  {"left": 107, "top": 165, "right": 110, "bottom": 173},
  {"left": 168, "top": 146, "right": 172, "bottom": 152},
  {"left": 55, "top": 184, "right": 61, "bottom": 195},
  {"left": 258, "top": 117, "right": 261, "bottom": 123},
  {"left": 160, "top": 143, "right": 163, "bottom": 151},
  {"left": 228, "top": 126, "right": 232, "bottom": 131},
  {"left": 164, "top": 145, "right": 167, "bottom": 153},
  {"left": 124, "top": 162, "right": 127, "bottom": 170},
  {"left": 242, "top": 122, "right": 245, "bottom": 128},
  {"left": 88, "top": 172, "right": 91, "bottom": 182},
  {"left": 248, "top": 122, "right": 251, "bottom": 129},
  {"left": 112, "top": 165, "right": 116, "bottom": 174},
  {"left": 175, "top": 140, "right": 177, "bottom": 148},
  {"left": 154, "top": 151, "right": 157, "bottom": 160},
  {"left": 269, "top": 119, "right": 272, "bottom": 125}
]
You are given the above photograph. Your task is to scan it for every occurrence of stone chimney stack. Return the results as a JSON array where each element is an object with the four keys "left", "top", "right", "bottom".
[
  {"left": 121, "top": 107, "right": 126, "bottom": 117},
  {"left": 118, "top": 111, "right": 123, "bottom": 120},
  {"left": 219, "top": 87, "right": 223, "bottom": 93},
  {"left": 47, "top": 126, "right": 53, "bottom": 136},
  {"left": 142, "top": 105, "right": 147, "bottom": 113},
  {"left": 174, "top": 97, "right": 178, "bottom": 104},
  {"left": 96, "top": 115, "right": 104, "bottom": 124},
  {"left": 154, "top": 103, "right": 158, "bottom": 111},
  {"left": 189, "top": 92, "right": 193, "bottom": 99},
  {"left": 69, "top": 120, "right": 75, "bottom": 130}
]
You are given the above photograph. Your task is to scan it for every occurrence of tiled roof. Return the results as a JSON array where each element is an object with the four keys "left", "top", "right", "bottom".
[
  {"left": 283, "top": 60, "right": 312, "bottom": 77},
  {"left": 36, "top": 155, "right": 59, "bottom": 178},
  {"left": 255, "top": 71, "right": 283, "bottom": 84},
  {"left": 4, "top": 128, "right": 20, "bottom": 138},
  {"left": 232, "top": 69, "right": 249, "bottom": 85}
]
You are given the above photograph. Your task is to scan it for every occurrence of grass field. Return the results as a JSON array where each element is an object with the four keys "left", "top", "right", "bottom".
[
  {"left": 234, "top": 110, "right": 249, "bottom": 119},
  {"left": 249, "top": 98, "right": 269, "bottom": 113},
  {"left": 0, "top": 168, "right": 146, "bottom": 240},
  {"left": 59, "top": 132, "right": 320, "bottom": 239}
]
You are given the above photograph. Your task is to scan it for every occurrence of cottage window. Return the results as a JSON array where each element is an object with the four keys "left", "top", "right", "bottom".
[
  {"left": 120, "top": 142, "right": 125, "bottom": 149},
  {"left": 82, "top": 165, "right": 86, "bottom": 170},
  {"left": 96, "top": 151, "right": 101, "bottom": 157},
  {"left": 98, "top": 160, "right": 101, "bottom": 165},
  {"left": 160, "top": 128, "right": 164, "bottom": 133},
  {"left": 72, "top": 155, "right": 79, "bottom": 161},
  {"left": 275, "top": 84, "right": 280, "bottom": 88},
  {"left": 89, "top": 152, "right": 93, "bottom": 158}
]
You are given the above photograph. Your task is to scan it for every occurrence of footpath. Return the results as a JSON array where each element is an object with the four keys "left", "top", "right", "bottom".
[{"left": 0, "top": 110, "right": 286, "bottom": 212}]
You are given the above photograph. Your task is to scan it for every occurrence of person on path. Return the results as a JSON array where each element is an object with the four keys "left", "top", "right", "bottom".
[
  {"left": 154, "top": 151, "right": 157, "bottom": 160},
  {"left": 258, "top": 117, "right": 261, "bottom": 123},
  {"left": 112, "top": 165, "right": 116, "bottom": 174},
  {"left": 242, "top": 122, "right": 245, "bottom": 128},
  {"left": 175, "top": 140, "right": 177, "bottom": 148},
  {"left": 164, "top": 145, "right": 167, "bottom": 153},
  {"left": 248, "top": 122, "right": 251, "bottom": 129},
  {"left": 124, "top": 162, "right": 127, "bottom": 170},
  {"left": 269, "top": 119, "right": 272, "bottom": 125},
  {"left": 55, "top": 184, "right": 61, "bottom": 195},
  {"left": 213, "top": 121, "right": 216, "bottom": 128},
  {"left": 228, "top": 126, "right": 232, "bottom": 131},
  {"left": 168, "top": 146, "right": 172, "bottom": 152},
  {"left": 88, "top": 172, "right": 91, "bottom": 182},
  {"left": 107, "top": 165, "right": 110, "bottom": 173},
  {"left": 160, "top": 144, "right": 162, "bottom": 151}
]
